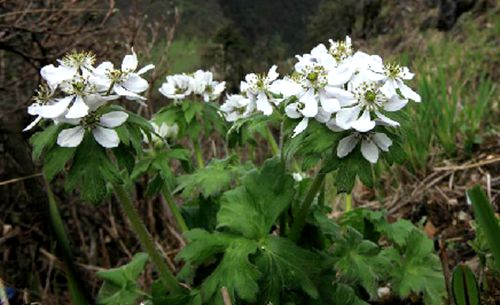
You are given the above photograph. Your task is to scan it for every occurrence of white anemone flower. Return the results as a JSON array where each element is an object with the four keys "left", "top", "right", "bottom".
[
  {"left": 328, "top": 36, "right": 354, "bottom": 63},
  {"left": 57, "top": 111, "right": 129, "bottom": 148},
  {"left": 239, "top": 65, "right": 281, "bottom": 116},
  {"left": 159, "top": 74, "right": 193, "bottom": 100},
  {"left": 336, "top": 131, "right": 392, "bottom": 164},
  {"left": 190, "top": 70, "right": 226, "bottom": 102},
  {"left": 379, "top": 63, "right": 421, "bottom": 103},
  {"left": 29, "top": 76, "right": 106, "bottom": 120},
  {"left": 220, "top": 94, "right": 254, "bottom": 122},
  {"left": 329, "top": 75, "right": 401, "bottom": 132},
  {"left": 144, "top": 122, "right": 179, "bottom": 144},
  {"left": 92, "top": 49, "right": 154, "bottom": 101}
]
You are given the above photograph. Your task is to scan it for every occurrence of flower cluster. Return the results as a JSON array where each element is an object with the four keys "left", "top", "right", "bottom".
[
  {"left": 159, "top": 70, "right": 226, "bottom": 102},
  {"left": 220, "top": 65, "right": 282, "bottom": 121},
  {"left": 25, "top": 49, "right": 154, "bottom": 148},
  {"left": 222, "top": 36, "right": 421, "bottom": 163}
]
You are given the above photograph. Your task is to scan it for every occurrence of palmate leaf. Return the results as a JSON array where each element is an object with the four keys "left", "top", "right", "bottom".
[
  {"left": 256, "top": 236, "right": 320, "bottom": 305},
  {"left": 96, "top": 253, "right": 148, "bottom": 305},
  {"left": 200, "top": 239, "right": 261, "bottom": 305},
  {"left": 64, "top": 135, "right": 121, "bottom": 203},
  {"left": 332, "top": 227, "right": 391, "bottom": 299},
  {"left": 177, "top": 230, "right": 261, "bottom": 304},
  {"left": 43, "top": 145, "right": 76, "bottom": 181},
  {"left": 177, "top": 159, "right": 323, "bottom": 304},
  {"left": 176, "top": 155, "right": 245, "bottom": 198},
  {"left": 30, "top": 123, "right": 62, "bottom": 161},
  {"left": 340, "top": 208, "right": 416, "bottom": 246},
  {"left": 384, "top": 231, "right": 446, "bottom": 305},
  {"left": 217, "top": 158, "right": 294, "bottom": 239}
]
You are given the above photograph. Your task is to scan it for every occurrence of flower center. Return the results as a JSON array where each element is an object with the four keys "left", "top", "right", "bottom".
[
  {"left": 329, "top": 41, "right": 353, "bottom": 62},
  {"left": 62, "top": 51, "right": 96, "bottom": 69},
  {"left": 355, "top": 82, "right": 386, "bottom": 111},
  {"left": 81, "top": 112, "right": 101, "bottom": 129},
  {"left": 384, "top": 63, "right": 401, "bottom": 79},
  {"left": 106, "top": 69, "right": 129, "bottom": 83},
  {"left": 32, "top": 84, "right": 53, "bottom": 105},
  {"left": 302, "top": 65, "right": 327, "bottom": 90}
]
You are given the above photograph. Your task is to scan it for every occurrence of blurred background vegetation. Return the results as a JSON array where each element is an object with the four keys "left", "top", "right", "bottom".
[{"left": 0, "top": 0, "right": 499, "bottom": 304}]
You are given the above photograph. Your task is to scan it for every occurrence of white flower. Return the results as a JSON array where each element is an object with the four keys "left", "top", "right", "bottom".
[
  {"left": 159, "top": 74, "right": 193, "bottom": 100},
  {"left": 379, "top": 63, "right": 421, "bottom": 103},
  {"left": 329, "top": 77, "right": 400, "bottom": 132},
  {"left": 40, "top": 64, "right": 78, "bottom": 91},
  {"left": 336, "top": 132, "right": 392, "bottom": 163},
  {"left": 57, "top": 111, "right": 128, "bottom": 148},
  {"left": 28, "top": 76, "right": 107, "bottom": 120},
  {"left": 92, "top": 49, "right": 154, "bottom": 101},
  {"left": 240, "top": 65, "right": 281, "bottom": 116},
  {"left": 328, "top": 36, "right": 353, "bottom": 63},
  {"left": 220, "top": 94, "right": 254, "bottom": 122},
  {"left": 145, "top": 122, "right": 179, "bottom": 144},
  {"left": 292, "top": 172, "right": 305, "bottom": 182},
  {"left": 202, "top": 80, "right": 226, "bottom": 102}
]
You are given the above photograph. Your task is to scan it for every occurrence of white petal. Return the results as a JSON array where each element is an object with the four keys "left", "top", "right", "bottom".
[
  {"left": 380, "top": 79, "right": 398, "bottom": 98},
  {"left": 23, "top": 116, "right": 43, "bottom": 132},
  {"left": 285, "top": 103, "right": 302, "bottom": 119},
  {"left": 94, "top": 61, "right": 114, "bottom": 75},
  {"left": 337, "top": 134, "right": 359, "bottom": 158},
  {"left": 361, "top": 139, "right": 379, "bottom": 163},
  {"left": 270, "top": 78, "right": 302, "bottom": 97},
  {"left": 121, "top": 49, "right": 138, "bottom": 71},
  {"left": 315, "top": 107, "right": 331, "bottom": 123},
  {"left": 137, "top": 64, "right": 155, "bottom": 75},
  {"left": 326, "top": 118, "right": 345, "bottom": 132},
  {"left": 37, "top": 96, "right": 73, "bottom": 118},
  {"left": 335, "top": 105, "right": 361, "bottom": 129},
  {"left": 41, "top": 64, "right": 76, "bottom": 89},
  {"left": 319, "top": 91, "right": 341, "bottom": 113},
  {"left": 114, "top": 84, "right": 146, "bottom": 100},
  {"left": 398, "top": 81, "right": 421, "bottom": 102},
  {"left": 383, "top": 95, "right": 408, "bottom": 112},
  {"left": 122, "top": 74, "right": 149, "bottom": 93},
  {"left": 292, "top": 118, "right": 309, "bottom": 137},
  {"left": 328, "top": 65, "right": 353, "bottom": 86},
  {"left": 256, "top": 92, "right": 273, "bottom": 116},
  {"left": 324, "top": 86, "right": 357, "bottom": 106},
  {"left": 92, "top": 126, "right": 120, "bottom": 148},
  {"left": 66, "top": 96, "right": 89, "bottom": 119},
  {"left": 300, "top": 89, "right": 318, "bottom": 117},
  {"left": 266, "top": 65, "right": 279, "bottom": 82},
  {"left": 372, "top": 132, "right": 392, "bottom": 151},
  {"left": 375, "top": 110, "right": 399, "bottom": 127},
  {"left": 99, "top": 111, "right": 129, "bottom": 128},
  {"left": 57, "top": 126, "right": 85, "bottom": 147},
  {"left": 351, "top": 109, "right": 376, "bottom": 132}
]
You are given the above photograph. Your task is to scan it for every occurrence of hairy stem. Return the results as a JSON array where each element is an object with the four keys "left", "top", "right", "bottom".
[
  {"left": 44, "top": 178, "right": 92, "bottom": 305},
  {"left": 289, "top": 171, "right": 326, "bottom": 242},
  {"left": 193, "top": 139, "right": 205, "bottom": 168},
  {"left": 113, "top": 183, "right": 181, "bottom": 293},
  {"left": 265, "top": 126, "right": 280, "bottom": 157},
  {"left": 161, "top": 186, "right": 188, "bottom": 233}
]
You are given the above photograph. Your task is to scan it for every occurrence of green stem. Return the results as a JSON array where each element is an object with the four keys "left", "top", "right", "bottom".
[
  {"left": 161, "top": 186, "right": 188, "bottom": 233},
  {"left": 193, "top": 139, "right": 205, "bottom": 168},
  {"left": 289, "top": 172, "right": 326, "bottom": 242},
  {"left": 345, "top": 193, "right": 352, "bottom": 212},
  {"left": 113, "top": 183, "right": 181, "bottom": 293},
  {"left": 265, "top": 126, "right": 280, "bottom": 157},
  {"left": 44, "top": 178, "right": 91, "bottom": 305}
]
